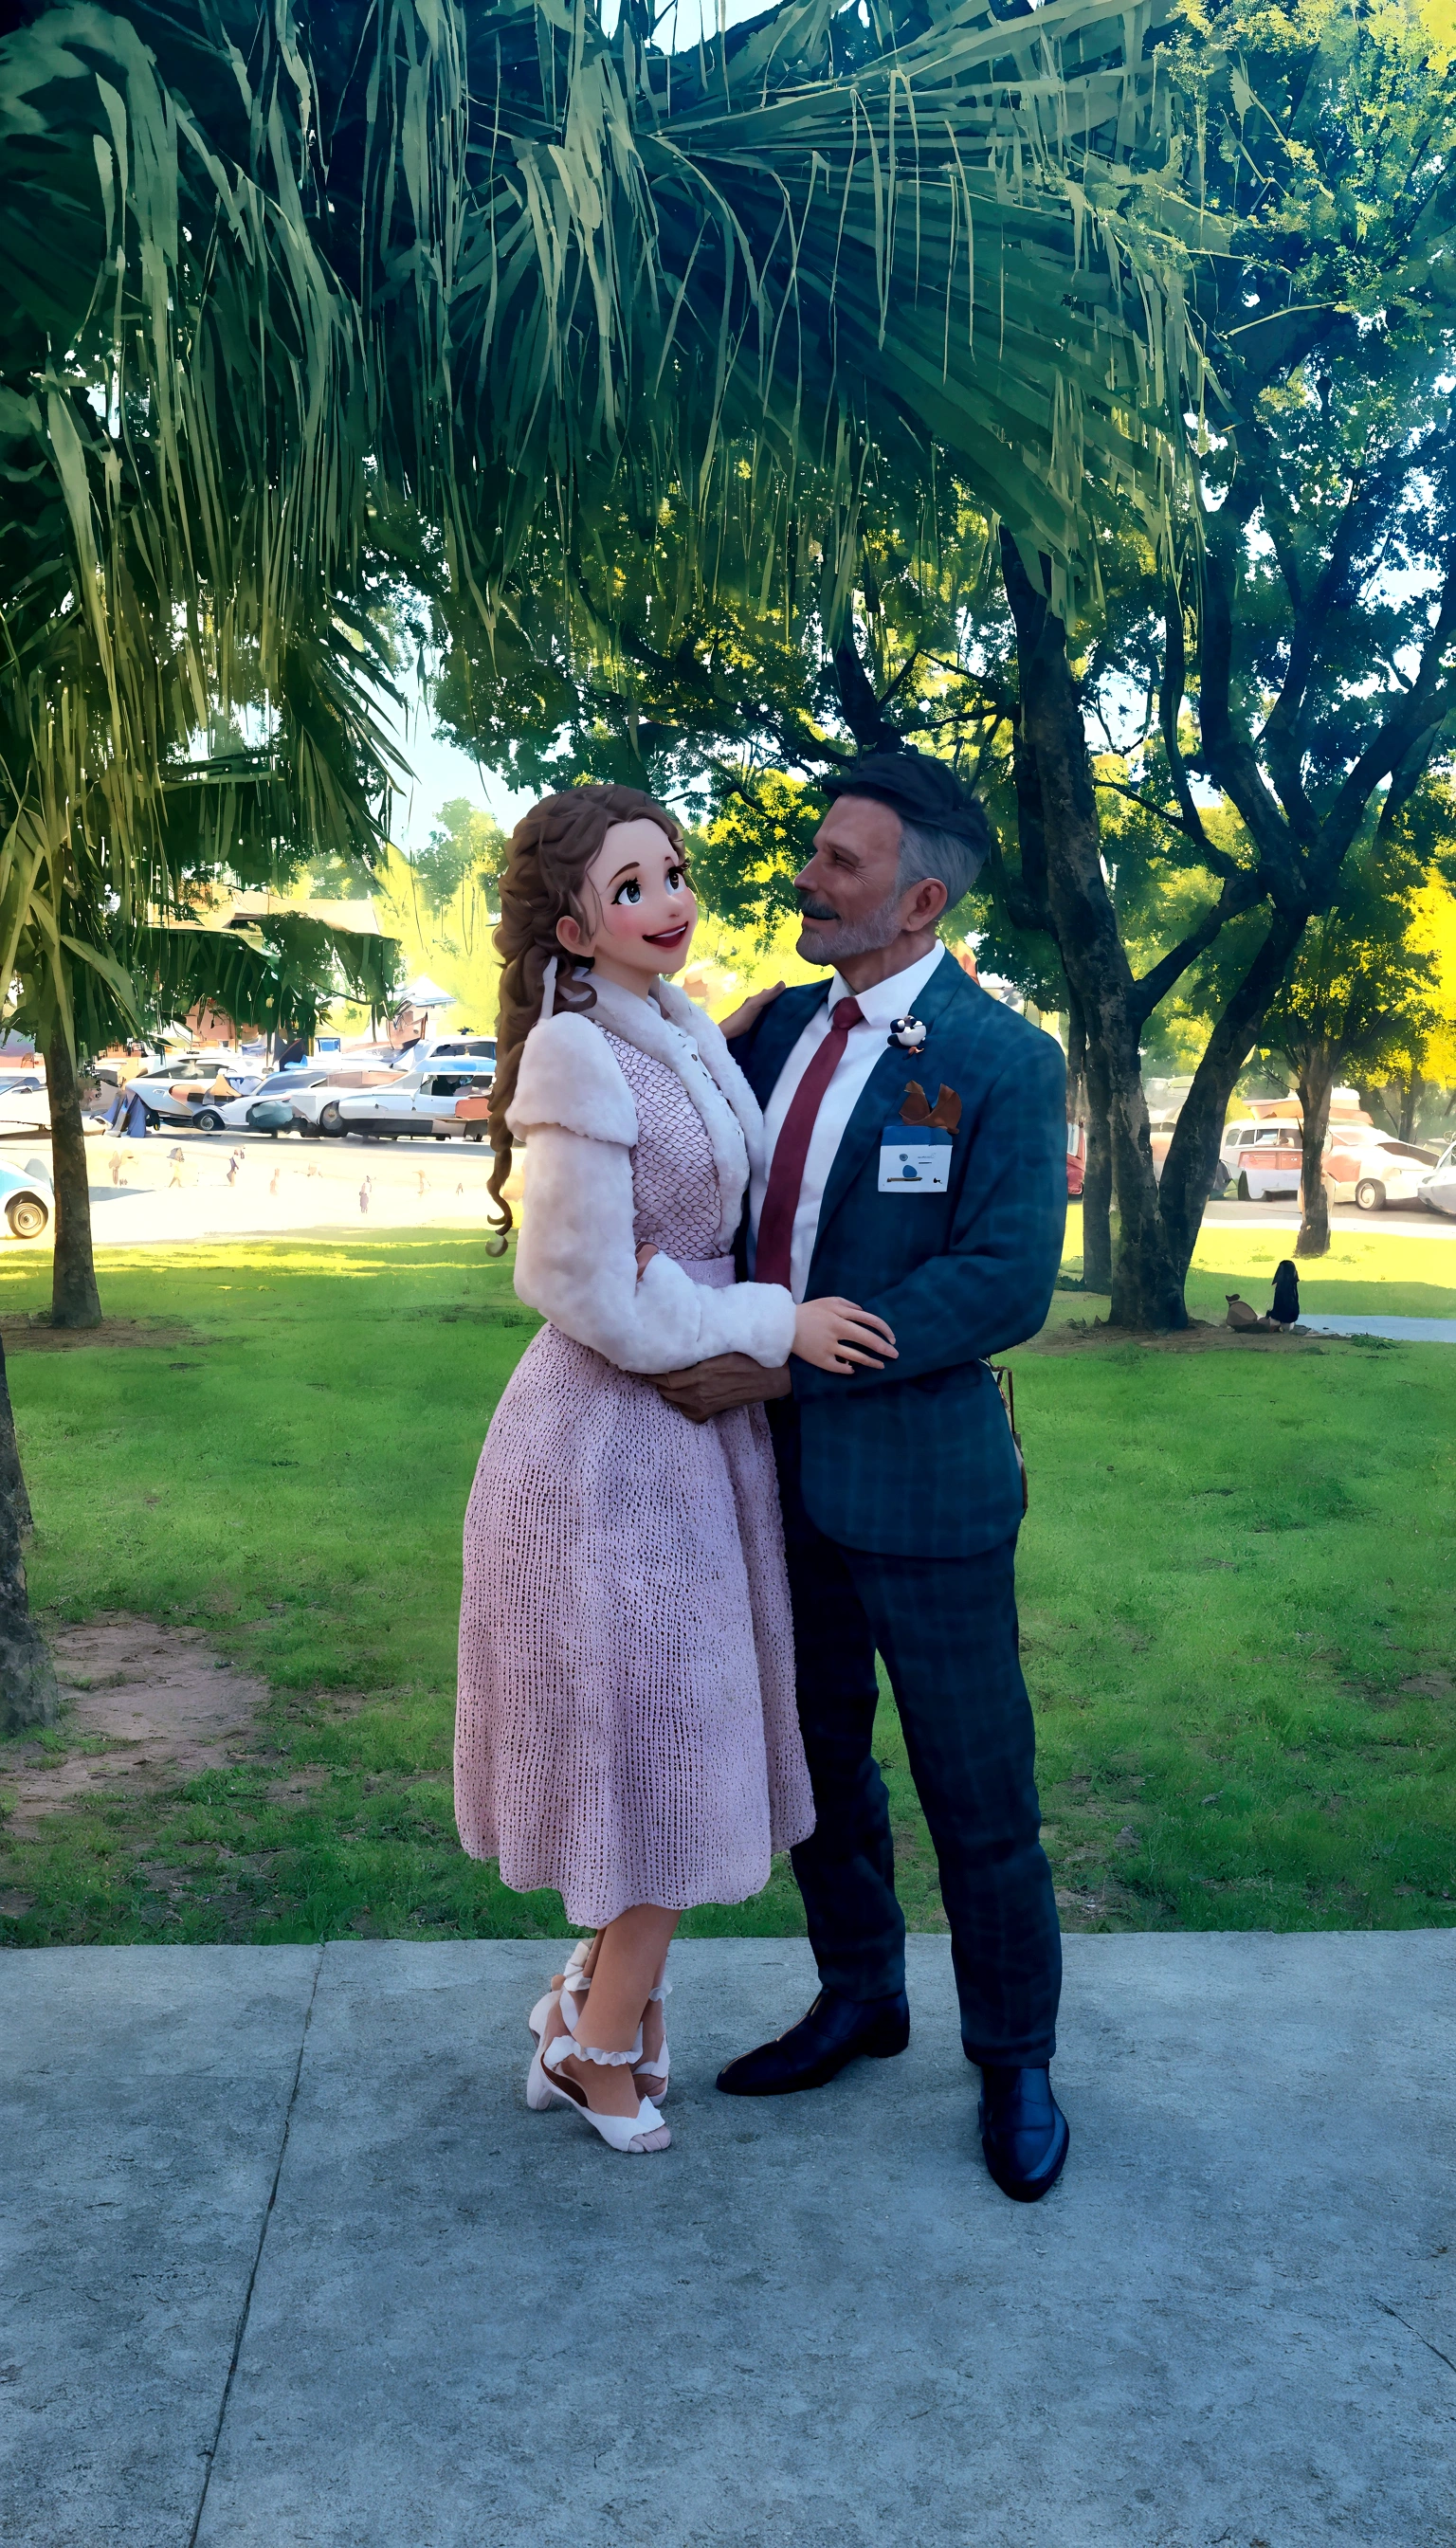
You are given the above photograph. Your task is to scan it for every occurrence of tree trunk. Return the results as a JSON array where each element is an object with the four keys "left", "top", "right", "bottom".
[
  {"left": 1293, "top": 1046, "right": 1335, "bottom": 1258},
  {"left": 0, "top": 1334, "right": 33, "bottom": 1536},
  {"left": 1158, "top": 907, "right": 1305, "bottom": 1283},
  {"left": 0, "top": 1336, "right": 56, "bottom": 1731},
  {"left": 1082, "top": 1051, "right": 1115, "bottom": 1292},
  {"left": 1000, "top": 534, "right": 1186, "bottom": 1329},
  {"left": 45, "top": 1028, "right": 102, "bottom": 1329},
  {"left": 1398, "top": 1067, "right": 1425, "bottom": 1144}
]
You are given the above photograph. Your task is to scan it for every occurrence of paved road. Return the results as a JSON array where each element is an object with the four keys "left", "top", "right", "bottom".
[
  {"left": 1198, "top": 1198, "right": 1456, "bottom": 1241},
  {"left": 0, "top": 1125, "right": 501, "bottom": 1249},
  {"left": 2, "top": 1934, "right": 1452, "bottom": 2548}
]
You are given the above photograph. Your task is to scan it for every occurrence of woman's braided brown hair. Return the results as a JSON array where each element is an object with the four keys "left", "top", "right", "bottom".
[{"left": 486, "top": 783, "right": 685, "bottom": 1239}]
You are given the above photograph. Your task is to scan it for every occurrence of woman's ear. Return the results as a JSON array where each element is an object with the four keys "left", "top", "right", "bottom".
[{"left": 556, "top": 913, "right": 590, "bottom": 955}]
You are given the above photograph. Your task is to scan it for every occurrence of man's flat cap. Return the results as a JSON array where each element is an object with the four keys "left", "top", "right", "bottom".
[{"left": 821, "top": 750, "right": 985, "bottom": 842}]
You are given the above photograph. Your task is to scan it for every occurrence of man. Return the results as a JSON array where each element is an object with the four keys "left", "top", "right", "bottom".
[{"left": 653, "top": 752, "right": 1070, "bottom": 2202}]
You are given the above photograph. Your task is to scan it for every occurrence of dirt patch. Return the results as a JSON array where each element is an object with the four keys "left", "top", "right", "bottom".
[
  {"left": 0, "top": 1316, "right": 205, "bottom": 1354},
  {"left": 1, "top": 1615, "right": 266, "bottom": 1832}
]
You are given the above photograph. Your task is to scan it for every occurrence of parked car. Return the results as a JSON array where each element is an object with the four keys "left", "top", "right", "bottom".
[
  {"left": 124, "top": 1057, "right": 264, "bottom": 1127},
  {"left": 1321, "top": 1126, "right": 1439, "bottom": 1210},
  {"left": 0, "top": 1075, "right": 110, "bottom": 1138},
  {"left": 1226, "top": 1119, "right": 1303, "bottom": 1200},
  {"left": 1418, "top": 1136, "right": 1456, "bottom": 1219},
  {"left": 0, "top": 1155, "right": 54, "bottom": 1238},
  {"left": 1224, "top": 1117, "right": 1439, "bottom": 1209},
  {"left": 192, "top": 1068, "right": 337, "bottom": 1136},
  {"left": 388, "top": 1031, "right": 497, "bottom": 1075},
  {"left": 334, "top": 1062, "right": 496, "bottom": 1140}
]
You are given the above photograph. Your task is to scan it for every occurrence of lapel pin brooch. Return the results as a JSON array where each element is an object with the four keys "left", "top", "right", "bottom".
[{"left": 888, "top": 1014, "right": 927, "bottom": 1051}]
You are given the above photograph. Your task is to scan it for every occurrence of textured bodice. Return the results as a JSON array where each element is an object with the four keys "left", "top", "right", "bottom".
[{"left": 601, "top": 1028, "right": 737, "bottom": 1262}]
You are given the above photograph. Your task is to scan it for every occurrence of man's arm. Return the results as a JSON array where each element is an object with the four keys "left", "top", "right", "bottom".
[
  {"left": 651, "top": 1354, "right": 793, "bottom": 1423},
  {"left": 792, "top": 1034, "right": 1067, "bottom": 1398}
]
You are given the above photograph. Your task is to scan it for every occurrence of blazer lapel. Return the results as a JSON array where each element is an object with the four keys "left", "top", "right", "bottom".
[
  {"left": 741, "top": 983, "right": 828, "bottom": 1107},
  {"left": 810, "top": 955, "right": 973, "bottom": 1254}
]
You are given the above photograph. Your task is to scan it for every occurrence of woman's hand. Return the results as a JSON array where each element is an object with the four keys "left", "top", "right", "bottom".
[
  {"left": 792, "top": 1297, "right": 898, "bottom": 1374},
  {"left": 635, "top": 1241, "right": 659, "bottom": 1278},
  {"left": 719, "top": 981, "right": 786, "bottom": 1041}
]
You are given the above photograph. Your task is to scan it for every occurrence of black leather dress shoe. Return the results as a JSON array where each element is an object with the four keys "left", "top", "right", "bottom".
[
  {"left": 717, "top": 1987, "right": 910, "bottom": 2095},
  {"left": 977, "top": 2064, "right": 1069, "bottom": 2202}
]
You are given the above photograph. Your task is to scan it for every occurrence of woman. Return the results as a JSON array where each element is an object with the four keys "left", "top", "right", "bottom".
[{"left": 454, "top": 784, "right": 895, "bottom": 2156}]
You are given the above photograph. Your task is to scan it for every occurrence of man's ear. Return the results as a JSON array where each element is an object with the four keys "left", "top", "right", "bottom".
[{"left": 905, "top": 876, "right": 949, "bottom": 928}]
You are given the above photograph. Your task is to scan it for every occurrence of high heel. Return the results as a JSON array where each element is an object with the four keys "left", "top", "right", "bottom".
[
  {"left": 525, "top": 1943, "right": 592, "bottom": 2108},
  {"left": 633, "top": 1976, "right": 671, "bottom": 2104},
  {"left": 537, "top": 2032, "right": 670, "bottom": 2155},
  {"left": 527, "top": 1939, "right": 592, "bottom": 2048}
]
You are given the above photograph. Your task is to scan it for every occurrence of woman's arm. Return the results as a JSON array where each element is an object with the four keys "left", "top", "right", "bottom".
[{"left": 514, "top": 1124, "right": 795, "bottom": 1374}]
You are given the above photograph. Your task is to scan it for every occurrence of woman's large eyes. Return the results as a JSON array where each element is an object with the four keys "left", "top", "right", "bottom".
[
  {"left": 665, "top": 865, "right": 685, "bottom": 892},
  {"left": 612, "top": 877, "right": 642, "bottom": 905}
]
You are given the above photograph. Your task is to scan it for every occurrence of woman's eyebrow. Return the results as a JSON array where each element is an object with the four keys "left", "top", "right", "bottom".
[{"left": 606, "top": 861, "right": 643, "bottom": 886}]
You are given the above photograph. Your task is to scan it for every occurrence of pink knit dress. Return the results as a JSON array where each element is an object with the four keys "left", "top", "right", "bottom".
[{"left": 454, "top": 977, "right": 814, "bottom": 1926}]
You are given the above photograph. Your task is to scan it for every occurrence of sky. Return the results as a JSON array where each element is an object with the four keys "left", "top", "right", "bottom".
[{"left": 384, "top": 675, "right": 535, "bottom": 858}]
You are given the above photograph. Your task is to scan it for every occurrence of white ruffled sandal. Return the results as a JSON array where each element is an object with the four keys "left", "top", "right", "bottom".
[
  {"left": 634, "top": 1976, "right": 671, "bottom": 2105},
  {"left": 526, "top": 1944, "right": 593, "bottom": 2109},
  {"left": 535, "top": 2030, "right": 670, "bottom": 2155}
]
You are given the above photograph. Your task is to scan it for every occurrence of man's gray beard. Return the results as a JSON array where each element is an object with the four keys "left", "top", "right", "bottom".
[{"left": 795, "top": 888, "right": 903, "bottom": 966}]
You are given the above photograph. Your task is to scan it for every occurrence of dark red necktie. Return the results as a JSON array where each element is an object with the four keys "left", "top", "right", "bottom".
[{"left": 755, "top": 995, "right": 864, "bottom": 1289}]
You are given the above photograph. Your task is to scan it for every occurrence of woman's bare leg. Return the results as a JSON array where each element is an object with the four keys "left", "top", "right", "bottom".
[{"left": 540, "top": 1905, "right": 680, "bottom": 2118}]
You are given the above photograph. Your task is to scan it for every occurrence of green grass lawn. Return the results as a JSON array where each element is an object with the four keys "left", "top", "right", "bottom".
[{"left": 0, "top": 1220, "right": 1452, "bottom": 1947}]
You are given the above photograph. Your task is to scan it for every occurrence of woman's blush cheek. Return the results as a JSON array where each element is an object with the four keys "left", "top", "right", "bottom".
[{"left": 598, "top": 901, "right": 646, "bottom": 947}]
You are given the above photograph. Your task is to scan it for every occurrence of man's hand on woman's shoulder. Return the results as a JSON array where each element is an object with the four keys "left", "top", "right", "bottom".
[{"left": 718, "top": 981, "right": 787, "bottom": 1042}]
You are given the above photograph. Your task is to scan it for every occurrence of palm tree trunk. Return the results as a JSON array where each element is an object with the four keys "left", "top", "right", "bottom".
[
  {"left": 1294, "top": 1047, "right": 1335, "bottom": 1258},
  {"left": 0, "top": 1337, "right": 55, "bottom": 1731},
  {"left": 0, "top": 1334, "right": 32, "bottom": 1536},
  {"left": 45, "top": 1029, "right": 102, "bottom": 1329}
]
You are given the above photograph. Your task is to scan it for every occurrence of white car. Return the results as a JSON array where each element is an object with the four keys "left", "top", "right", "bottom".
[
  {"left": 125, "top": 1057, "right": 265, "bottom": 1126},
  {"left": 191, "top": 1067, "right": 341, "bottom": 1136},
  {"left": 1223, "top": 1118, "right": 1441, "bottom": 1209},
  {"left": 1321, "top": 1126, "right": 1441, "bottom": 1210},
  {"left": 0, "top": 1075, "right": 111, "bottom": 1138},
  {"left": 0, "top": 1075, "right": 53, "bottom": 1135},
  {"left": 389, "top": 1031, "right": 497, "bottom": 1075},
  {"left": 335, "top": 1063, "right": 495, "bottom": 1141},
  {"left": 1226, "top": 1120, "right": 1304, "bottom": 1199},
  {"left": 1417, "top": 1136, "right": 1456, "bottom": 1219},
  {"left": 0, "top": 1155, "right": 54, "bottom": 1237}
]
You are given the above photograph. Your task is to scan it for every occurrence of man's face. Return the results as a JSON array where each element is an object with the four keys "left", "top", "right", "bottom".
[{"left": 793, "top": 795, "right": 907, "bottom": 966}]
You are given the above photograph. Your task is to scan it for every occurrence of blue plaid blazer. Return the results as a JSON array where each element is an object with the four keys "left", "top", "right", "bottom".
[{"left": 736, "top": 953, "right": 1066, "bottom": 1558}]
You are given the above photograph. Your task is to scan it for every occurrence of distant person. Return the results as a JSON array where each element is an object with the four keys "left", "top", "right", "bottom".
[
  {"left": 278, "top": 1036, "right": 308, "bottom": 1069},
  {"left": 358, "top": 1175, "right": 372, "bottom": 1216},
  {"left": 1271, "top": 1261, "right": 1300, "bottom": 1328},
  {"left": 105, "top": 1081, "right": 149, "bottom": 1138}
]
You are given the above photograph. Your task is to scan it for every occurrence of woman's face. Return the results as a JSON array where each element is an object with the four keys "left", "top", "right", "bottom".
[{"left": 556, "top": 817, "right": 698, "bottom": 992}]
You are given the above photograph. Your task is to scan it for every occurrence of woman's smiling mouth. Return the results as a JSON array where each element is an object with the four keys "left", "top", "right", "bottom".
[{"left": 644, "top": 921, "right": 690, "bottom": 947}]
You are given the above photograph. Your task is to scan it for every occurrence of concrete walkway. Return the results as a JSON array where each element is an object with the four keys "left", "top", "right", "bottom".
[
  {"left": 2, "top": 1935, "right": 1453, "bottom": 2548},
  {"left": 1300, "top": 1315, "right": 1456, "bottom": 1342}
]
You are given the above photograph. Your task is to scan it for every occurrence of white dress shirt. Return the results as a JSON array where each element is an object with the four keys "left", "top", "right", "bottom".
[{"left": 749, "top": 940, "right": 948, "bottom": 1302}]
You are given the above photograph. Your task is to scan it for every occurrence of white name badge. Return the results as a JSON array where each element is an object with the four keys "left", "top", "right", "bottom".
[{"left": 879, "top": 1123, "right": 953, "bottom": 1192}]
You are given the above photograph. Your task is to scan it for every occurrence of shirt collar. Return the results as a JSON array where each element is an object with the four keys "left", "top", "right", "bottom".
[{"left": 827, "top": 938, "right": 947, "bottom": 1028}]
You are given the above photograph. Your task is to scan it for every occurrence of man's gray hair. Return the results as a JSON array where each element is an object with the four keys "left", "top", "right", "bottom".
[{"left": 897, "top": 810, "right": 989, "bottom": 911}]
